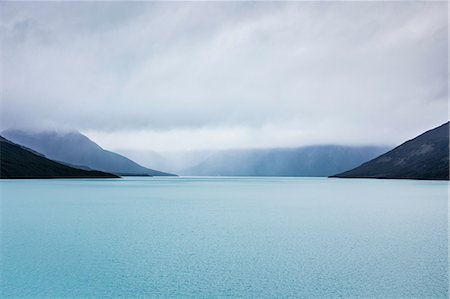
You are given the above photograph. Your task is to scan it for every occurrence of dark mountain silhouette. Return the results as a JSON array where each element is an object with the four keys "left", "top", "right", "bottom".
[
  {"left": 180, "top": 145, "right": 390, "bottom": 177},
  {"left": 2, "top": 130, "right": 175, "bottom": 176},
  {"left": 332, "top": 122, "right": 449, "bottom": 180},
  {"left": 0, "top": 136, "right": 118, "bottom": 179}
]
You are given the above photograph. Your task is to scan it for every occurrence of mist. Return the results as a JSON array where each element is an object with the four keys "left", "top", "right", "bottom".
[{"left": 1, "top": 1, "right": 448, "bottom": 153}]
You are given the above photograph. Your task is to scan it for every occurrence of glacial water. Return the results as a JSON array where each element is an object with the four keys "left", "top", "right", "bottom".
[{"left": 0, "top": 177, "right": 448, "bottom": 298}]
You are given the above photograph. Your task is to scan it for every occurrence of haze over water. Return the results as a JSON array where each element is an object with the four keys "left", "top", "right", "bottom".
[{"left": 1, "top": 177, "right": 447, "bottom": 298}]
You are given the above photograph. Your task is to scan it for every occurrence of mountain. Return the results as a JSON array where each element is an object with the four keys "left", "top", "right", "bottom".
[
  {"left": 2, "top": 130, "right": 175, "bottom": 176},
  {"left": 332, "top": 122, "right": 449, "bottom": 180},
  {"left": 0, "top": 136, "right": 119, "bottom": 179},
  {"left": 116, "top": 149, "right": 215, "bottom": 174},
  {"left": 180, "top": 145, "right": 390, "bottom": 177}
]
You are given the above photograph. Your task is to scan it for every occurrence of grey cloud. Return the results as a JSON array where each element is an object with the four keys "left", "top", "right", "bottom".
[{"left": 0, "top": 1, "right": 448, "bottom": 150}]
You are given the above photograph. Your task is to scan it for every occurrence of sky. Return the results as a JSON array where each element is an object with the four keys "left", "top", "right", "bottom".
[{"left": 1, "top": 1, "right": 448, "bottom": 152}]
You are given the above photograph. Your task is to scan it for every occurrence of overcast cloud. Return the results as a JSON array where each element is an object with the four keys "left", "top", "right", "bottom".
[{"left": 1, "top": 1, "right": 447, "bottom": 151}]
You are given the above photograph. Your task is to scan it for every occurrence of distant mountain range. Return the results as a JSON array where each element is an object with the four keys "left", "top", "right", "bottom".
[
  {"left": 2, "top": 130, "right": 174, "bottom": 176},
  {"left": 0, "top": 136, "right": 118, "bottom": 179},
  {"left": 333, "top": 122, "right": 449, "bottom": 180},
  {"left": 3, "top": 122, "right": 447, "bottom": 180},
  {"left": 117, "top": 149, "right": 215, "bottom": 174},
  {"left": 179, "top": 145, "right": 390, "bottom": 177}
]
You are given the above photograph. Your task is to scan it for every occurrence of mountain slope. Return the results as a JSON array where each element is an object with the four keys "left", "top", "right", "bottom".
[
  {"left": 180, "top": 145, "right": 390, "bottom": 177},
  {"left": 0, "top": 136, "right": 119, "bottom": 179},
  {"left": 2, "top": 130, "right": 175, "bottom": 176},
  {"left": 332, "top": 122, "right": 449, "bottom": 180}
]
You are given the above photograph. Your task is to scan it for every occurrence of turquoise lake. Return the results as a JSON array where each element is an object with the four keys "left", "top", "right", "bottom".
[{"left": 0, "top": 177, "right": 448, "bottom": 298}]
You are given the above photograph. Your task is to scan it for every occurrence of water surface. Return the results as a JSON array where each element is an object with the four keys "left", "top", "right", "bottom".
[{"left": 1, "top": 177, "right": 448, "bottom": 298}]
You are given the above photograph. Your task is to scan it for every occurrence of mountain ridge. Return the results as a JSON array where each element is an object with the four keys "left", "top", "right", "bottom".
[
  {"left": 0, "top": 136, "right": 119, "bottom": 179},
  {"left": 2, "top": 130, "right": 175, "bottom": 176},
  {"left": 180, "top": 145, "right": 391, "bottom": 177},
  {"left": 332, "top": 122, "right": 449, "bottom": 180}
]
